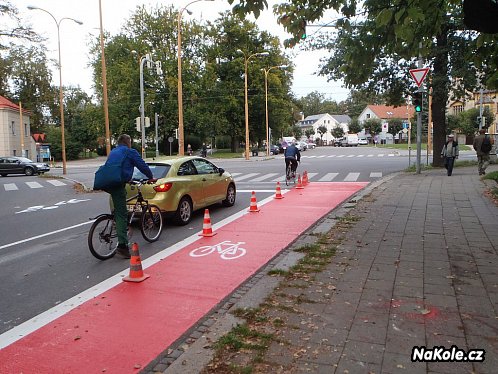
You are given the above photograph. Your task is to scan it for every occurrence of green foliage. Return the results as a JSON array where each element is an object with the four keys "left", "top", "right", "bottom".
[
  {"left": 363, "top": 118, "right": 382, "bottom": 135},
  {"left": 316, "top": 125, "right": 327, "bottom": 142},
  {"left": 348, "top": 118, "right": 362, "bottom": 134},
  {"left": 304, "top": 128, "right": 315, "bottom": 139},
  {"left": 387, "top": 118, "right": 404, "bottom": 137},
  {"left": 331, "top": 124, "right": 344, "bottom": 138}
]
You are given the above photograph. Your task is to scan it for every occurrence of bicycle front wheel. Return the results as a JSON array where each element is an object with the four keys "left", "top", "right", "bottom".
[
  {"left": 88, "top": 215, "right": 117, "bottom": 260},
  {"left": 141, "top": 204, "right": 163, "bottom": 242}
]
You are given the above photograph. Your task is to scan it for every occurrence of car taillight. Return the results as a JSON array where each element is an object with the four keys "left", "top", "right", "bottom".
[{"left": 153, "top": 182, "right": 172, "bottom": 192}]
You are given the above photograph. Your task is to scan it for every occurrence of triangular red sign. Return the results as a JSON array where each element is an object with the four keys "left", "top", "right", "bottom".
[{"left": 409, "top": 68, "right": 429, "bottom": 87}]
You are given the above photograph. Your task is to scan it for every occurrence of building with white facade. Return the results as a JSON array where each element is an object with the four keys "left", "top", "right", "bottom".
[
  {"left": 297, "top": 113, "right": 352, "bottom": 145},
  {"left": 0, "top": 96, "right": 36, "bottom": 158}
]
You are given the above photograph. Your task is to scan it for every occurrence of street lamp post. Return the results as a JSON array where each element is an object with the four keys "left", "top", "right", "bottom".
[
  {"left": 27, "top": 6, "right": 82, "bottom": 175},
  {"left": 98, "top": 0, "right": 111, "bottom": 156},
  {"left": 177, "top": 0, "right": 214, "bottom": 156},
  {"left": 237, "top": 50, "right": 269, "bottom": 160},
  {"left": 262, "top": 65, "right": 287, "bottom": 156},
  {"left": 139, "top": 54, "right": 162, "bottom": 159}
]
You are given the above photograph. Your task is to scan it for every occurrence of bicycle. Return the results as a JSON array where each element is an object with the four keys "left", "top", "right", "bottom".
[
  {"left": 87, "top": 180, "right": 163, "bottom": 260},
  {"left": 285, "top": 160, "right": 297, "bottom": 186}
]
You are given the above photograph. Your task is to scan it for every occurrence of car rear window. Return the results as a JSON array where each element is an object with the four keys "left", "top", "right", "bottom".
[{"left": 132, "top": 164, "right": 170, "bottom": 180}]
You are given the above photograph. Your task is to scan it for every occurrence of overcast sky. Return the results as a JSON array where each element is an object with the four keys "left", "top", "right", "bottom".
[{"left": 16, "top": 0, "right": 350, "bottom": 103}]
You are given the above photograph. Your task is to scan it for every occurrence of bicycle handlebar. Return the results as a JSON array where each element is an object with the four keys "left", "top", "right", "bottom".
[{"left": 129, "top": 178, "right": 157, "bottom": 186}]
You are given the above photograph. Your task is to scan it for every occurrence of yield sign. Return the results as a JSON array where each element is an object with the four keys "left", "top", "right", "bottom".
[{"left": 409, "top": 68, "right": 429, "bottom": 87}]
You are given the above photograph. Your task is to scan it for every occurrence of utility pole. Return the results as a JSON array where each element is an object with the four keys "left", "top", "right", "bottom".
[
  {"left": 479, "top": 88, "right": 484, "bottom": 130},
  {"left": 416, "top": 47, "right": 423, "bottom": 174}
]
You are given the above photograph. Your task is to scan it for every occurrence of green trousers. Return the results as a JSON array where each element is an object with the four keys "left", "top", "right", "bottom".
[{"left": 109, "top": 185, "right": 128, "bottom": 246}]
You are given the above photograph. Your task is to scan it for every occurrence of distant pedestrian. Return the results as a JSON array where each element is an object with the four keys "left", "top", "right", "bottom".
[
  {"left": 201, "top": 143, "right": 207, "bottom": 158},
  {"left": 441, "top": 134, "right": 459, "bottom": 176},
  {"left": 187, "top": 144, "right": 192, "bottom": 156},
  {"left": 473, "top": 128, "right": 494, "bottom": 175}
]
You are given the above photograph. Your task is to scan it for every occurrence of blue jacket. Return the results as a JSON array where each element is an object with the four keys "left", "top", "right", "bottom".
[
  {"left": 284, "top": 144, "right": 301, "bottom": 161},
  {"left": 106, "top": 145, "right": 153, "bottom": 181}
]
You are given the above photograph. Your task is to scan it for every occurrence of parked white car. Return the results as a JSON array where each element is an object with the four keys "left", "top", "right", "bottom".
[{"left": 358, "top": 138, "right": 368, "bottom": 145}]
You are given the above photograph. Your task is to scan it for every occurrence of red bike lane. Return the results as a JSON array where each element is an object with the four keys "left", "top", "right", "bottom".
[{"left": 0, "top": 182, "right": 367, "bottom": 373}]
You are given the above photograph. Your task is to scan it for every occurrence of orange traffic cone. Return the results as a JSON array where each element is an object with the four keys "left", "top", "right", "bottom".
[
  {"left": 199, "top": 209, "right": 217, "bottom": 237},
  {"left": 123, "top": 243, "right": 150, "bottom": 283},
  {"left": 303, "top": 171, "right": 309, "bottom": 185},
  {"left": 248, "top": 191, "right": 260, "bottom": 212},
  {"left": 274, "top": 182, "right": 284, "bottom": 199},
  {"left": 296, "top": 174, "right": 304, "bottom": 189}
]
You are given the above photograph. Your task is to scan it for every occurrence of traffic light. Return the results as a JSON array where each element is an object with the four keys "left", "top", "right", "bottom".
[
  {"left": 299, "top": 19, "right": 307, "bottom": 39},
  {"left": 413, "top": 93, "right": 422, "bottom": 113}
]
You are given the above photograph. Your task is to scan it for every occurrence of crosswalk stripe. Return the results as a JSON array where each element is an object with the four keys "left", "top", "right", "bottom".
[
  {"left": 337, "top": 155, "right": 345, "bottom": 158},
  {"left": 230, "top": 172, "right": 242, "bottom": 178},
  {"left": 4, "top": 183, "right": 18, "bottom": 191},
  {"left": 46, "top": 180, "right": 66, "bottom": 186},
  {"left": 318, "top": 173, "right": 338, "bottom": 181},
  {"left": 367, "top": 154, "right": 374, "bottom": 157},
  {"left": 347, "top": 155, "right": 355, "bottom": 158},
  {"left": 344, "top": 172, "right": 360, "bottom": 182},
  {"left": 357, "top": 155, "right": 365, "bottom": 158},
  {"left": 305, "top": 172, "right": 318, "bottom": 180},
  {"left": 370, "top": 172, "right": 383, "bottom": 178},
  {"left": 25, "top": 182, "right": 43, "bottom": 189},
  {"left": 377, "top": 154, "right": 385, "bottom": 157},
  {"left": 252, "top": 173, "right": 279, "bottom": 182},
  {"left": 234, "top": 173, "right": 259, "bottom": 181}
]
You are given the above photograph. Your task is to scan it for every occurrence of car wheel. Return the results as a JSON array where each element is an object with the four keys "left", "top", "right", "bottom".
[
  {"left": 222, "top": 183, "right": 236, "bottom": 207},
  {"left": 173, "top": 196, "right": 193, "bottom": 225},
  {"left": 24, "top": 167, "right": 34, "bottom": 176}
]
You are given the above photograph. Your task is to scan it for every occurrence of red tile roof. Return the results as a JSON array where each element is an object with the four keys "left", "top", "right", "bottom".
[
  {"left": 0, "top": 95, "right": 31, "bottom": 115},
  {"left": 368, "top": 105, "right": 414, "bottom": 119}
]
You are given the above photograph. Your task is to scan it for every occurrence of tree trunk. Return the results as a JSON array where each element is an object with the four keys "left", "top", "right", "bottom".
[{"left": 431, "top": 28, "right": 449, "bottom": 167}]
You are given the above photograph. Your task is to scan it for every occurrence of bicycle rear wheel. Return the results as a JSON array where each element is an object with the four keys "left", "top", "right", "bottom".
[
  {"left": 141, "top": 204, "right": 163, "bottom": 242},
  {"left": 88, "top": 215, "right": 117, "bottom": 260}
]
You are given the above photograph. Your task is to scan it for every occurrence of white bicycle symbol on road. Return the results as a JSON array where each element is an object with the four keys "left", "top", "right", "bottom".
[{"left": 189, "top": 240, "right": 246, "bottom": 260}]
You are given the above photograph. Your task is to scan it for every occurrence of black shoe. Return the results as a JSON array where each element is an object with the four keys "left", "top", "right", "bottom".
[{"left": 116, "top": 244, "right": 131, "bottom": 259}]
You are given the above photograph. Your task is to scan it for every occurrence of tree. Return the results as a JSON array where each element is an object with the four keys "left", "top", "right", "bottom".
[
  {"left": 227, "top": 0, "right": 498, "bottom": 167},
  {"left": 317, "top": 125, "right": 327, "bottom": 145},
  {"left": 348, "top": 118, "right": 362, "bottom": 134},
  {"left": 0, "top": 1, "right": 41, "bottom": 49},
  {"left": 304, "top": 128, "right": 314, "bottom": 139},
  {"left": 387, "top": 118, "right": 404, "bottom": 139},
  {"left": 331, "top": 124, "right": 344, "bottom": 139},
  {"left": 363, "top": 118, "right": 382, "bottom": 137},
  {"left": 5, "top": 44, "right": 56, "bottom": 131}
]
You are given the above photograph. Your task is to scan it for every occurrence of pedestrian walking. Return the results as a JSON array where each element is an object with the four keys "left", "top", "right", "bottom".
[
  {"left": 473, "top": 128, "right": 494, "bottom": 175},
  {"left": 441, "top": 134, "right": 459, "bottom": 176},
  {"left": 187, "top": 143, "right": 193, "bottom": 156}
]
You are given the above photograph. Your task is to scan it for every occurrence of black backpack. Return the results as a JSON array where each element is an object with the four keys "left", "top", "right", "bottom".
[{"left": 481, "top": 135, "right": 492, "bottom": 153}]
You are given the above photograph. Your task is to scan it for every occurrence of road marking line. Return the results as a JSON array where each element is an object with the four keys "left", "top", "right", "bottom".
[
  {"left": 305, "top": 172, "right": 318, "bottom": 180},
  {"left": 318, "top": 173, "right": 338, "bottom": 181},
  {"left": 4, "top": 183, "right": 18, "bottom": 191},
  {"left": 46, "top": 180, "right": 66, "bottom": 186},
  {"left": 234, "top": 173, "right": 259, "bottom": 181},
  {"left": 344, "top": 172, "right": 360, "bottom": 181},
  {"left": 370, "top": 172, "right": 383, "bottom": 178},
  {"left": 378, "top": 154, "right": 385, "bottom": 157},
  {"left": 26, "top": 182, "right": 43, "bottom": 189},
  {"left": 337, "top": 155, "right": 345, "bottom": 158},
  {"left": 0, "top": 221, "right": 94, "bottom": 251},
  {"left": 252, "top": 173, "right": 279, "bottom": 182}
]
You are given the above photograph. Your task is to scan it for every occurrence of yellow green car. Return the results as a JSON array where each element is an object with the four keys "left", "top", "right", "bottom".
[{"left": 120, "top": 156, "right": 236, "bottom": 225}]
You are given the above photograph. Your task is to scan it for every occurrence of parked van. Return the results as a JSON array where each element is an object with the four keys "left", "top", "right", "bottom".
[{"left": 341, "top": 134, "right": 359, "bottom": 147}]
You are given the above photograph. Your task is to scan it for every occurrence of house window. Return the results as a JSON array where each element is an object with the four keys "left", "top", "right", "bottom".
[
  {"left": 24, "top": 123, "right": 28, "bottom": 136},
  {"left": 453, "top": 105, "right": 464, "bottom": 115},
  {"left": 11, "top": 121, "right": 15, "bottom": 135},
  {"left": 366, "top": 114, "right": 371, "bottom": 119}
]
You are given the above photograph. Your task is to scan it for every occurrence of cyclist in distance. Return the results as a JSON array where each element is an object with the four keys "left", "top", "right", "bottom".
[
  {"left": 284, "top": 142, "right": 301, "bottom": 178},
  {"left": 106, "top": 134, "right": 156, "bottom": 258}
]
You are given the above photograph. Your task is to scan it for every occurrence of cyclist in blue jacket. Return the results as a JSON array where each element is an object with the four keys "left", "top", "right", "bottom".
[
  {"left": 284, "top": 142, "right": 301, "bottom": 177},
  {"left": 106, "top": 134, "right": 155, "bottom": 258}
]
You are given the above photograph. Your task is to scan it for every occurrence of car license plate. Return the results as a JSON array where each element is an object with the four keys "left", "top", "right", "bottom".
[{"left": 127, "top": 205, "right": 141, "bottom": 212}]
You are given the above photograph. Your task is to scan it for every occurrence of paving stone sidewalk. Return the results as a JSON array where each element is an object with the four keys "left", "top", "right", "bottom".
[{"left": 147, "top": 166, "right": 498, "bottom": 374}]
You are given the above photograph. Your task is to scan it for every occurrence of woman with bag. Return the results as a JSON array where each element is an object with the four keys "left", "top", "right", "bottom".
[
  {"left": 94, "top": 134, "right": 155, "bottom": 258},
  {"left": 441, "top": 134, "right": 459, "bottom": 176}
]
